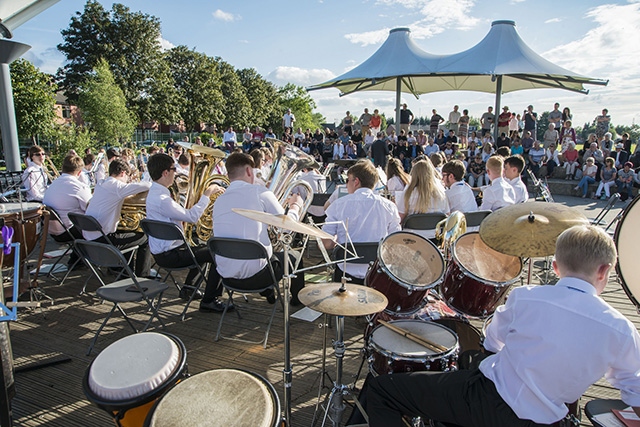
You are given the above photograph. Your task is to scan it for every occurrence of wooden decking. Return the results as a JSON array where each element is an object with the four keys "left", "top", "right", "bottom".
[{"left": 6, "top": 195, "right": 636, "bottom": 426}]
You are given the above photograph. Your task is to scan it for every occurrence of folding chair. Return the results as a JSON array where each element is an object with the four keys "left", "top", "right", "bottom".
[
  {"left": 463, "top": 210, "right": 492, "bottom": 230},
  {"left": 140, "top": 219, "right": 206, "bottom": 320},
  {"left": 208, "top": 237, "right": 282, "bottom": 348},
  {"left": 74, "top": 240, "right": 168, "bottom": 355},
  {"left": 42, "top": 207, "right": 79, "bottom": 285},
  {"left": 68, "top": 212, "right": 138, "bottom": 294},
  {"left": 332, "top": 241, "right": 379, "bottom": 284}
]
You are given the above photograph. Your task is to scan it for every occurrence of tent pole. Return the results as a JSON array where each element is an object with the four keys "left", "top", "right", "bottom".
[
  {"left": 493, "top": 75, "right": 503, "bottom": 144},
  {"left": 395, "top": 77, "right": 401, "bottom": 135}
]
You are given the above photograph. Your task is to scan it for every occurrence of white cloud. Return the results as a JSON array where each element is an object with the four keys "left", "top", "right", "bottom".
[
  {"left": 509, "top": 0, "right": 526, "bottom": 3},
  {"left": 544, "top": 18, "right": 561, "bottom": 24},
  {"left": 158, "top": 35, "right": 174, "bottom": 52},
  {"left": 266, "top": 66, "right": 335, "bottom": 87},
  {"left": 212, "top": 9, "right": 240, "bottom": 22},
  {"left": 345, "top": 0, "right": 479, "bottom": 46}
]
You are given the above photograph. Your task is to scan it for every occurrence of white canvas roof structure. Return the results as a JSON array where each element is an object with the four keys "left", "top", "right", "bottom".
[{"left": 307, "top": 21, "right": 608, "bottom": 133}]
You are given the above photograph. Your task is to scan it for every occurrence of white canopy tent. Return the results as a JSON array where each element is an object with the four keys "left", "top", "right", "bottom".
[{"left": 307, "top": 21, "right": 608, "bottom": 139}]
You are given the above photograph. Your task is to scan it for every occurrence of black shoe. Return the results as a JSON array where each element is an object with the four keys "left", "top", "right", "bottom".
[
  {"left": 179, "top": 285, "right": 204, "bottom": 300},
  {"left": 262, "top": 289, "right": 276, "bottom": 304},
  {"left": 199, "top": 298, "right": 234, "bottom": 313}
]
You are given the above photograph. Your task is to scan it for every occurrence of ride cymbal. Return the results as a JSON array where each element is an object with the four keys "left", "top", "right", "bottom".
[
  {"left": 298, "top": 282, "right": 388, "bottom": 316},
  {"left": 232, "top": 208, "right": 335, "bottom": 240},
  {"left": 479, "top": 202, "right": 588, "bottom": 257}
]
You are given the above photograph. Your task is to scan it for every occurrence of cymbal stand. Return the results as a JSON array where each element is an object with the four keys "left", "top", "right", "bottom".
[{"left": 280, "top": 231, "right": 294, "bottom": 426}]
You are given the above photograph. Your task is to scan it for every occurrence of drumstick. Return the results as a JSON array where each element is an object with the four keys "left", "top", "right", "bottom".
[{"left": 378, "top": 320, "right": 448, "bottom": 353}]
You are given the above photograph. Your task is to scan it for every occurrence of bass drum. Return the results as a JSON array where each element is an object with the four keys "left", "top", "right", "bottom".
[{"left": 614, "top": 196, "right": 640, "bottom": 307}]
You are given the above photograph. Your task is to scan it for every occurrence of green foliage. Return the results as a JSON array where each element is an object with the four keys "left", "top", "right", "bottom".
[
  {"left": 236, "top": 67, "right": 280, "bottom": 129},
  {"left": 276, "top": 83, "right": 325, "bottom": 133},
  {"left": 614, "top": 124, "right": 640, "bottom": 142},
  {"left": 44, "top": 124, "right": 95, "bottom": 167},
  {"left": 10, "top": 59, "right": 57, "bottom": 142},
  {"left": 77, "top": 58, "right": 136, "bottom": 144},
  {"left": 217, "top": 59, "right": 252, "bottom": 130},
  {"left": 536, "top": 111, "right": 550, "bottom": 141}
]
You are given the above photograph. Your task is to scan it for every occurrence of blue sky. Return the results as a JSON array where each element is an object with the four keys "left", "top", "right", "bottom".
[{"left": 10, "top": 0, "right": 640, "bottom": 127}]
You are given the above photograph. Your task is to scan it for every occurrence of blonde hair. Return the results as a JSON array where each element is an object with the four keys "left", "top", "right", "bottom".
[
  {"left": 404, "top": 160, "right": 446, "bottom": 214},
  {"left": 486, "top": 156, "right": 504, "bottom": 175},
  {"left": 386, "top": 158, "right": 410, "bottom": 187},
  {"left": 555, "top": 225, "right": 616, "bottom": 275}
]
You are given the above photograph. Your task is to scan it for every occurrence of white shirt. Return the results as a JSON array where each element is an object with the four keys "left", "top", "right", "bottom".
[
  {"left": 22, "top": 164, "right": 48, "bottom": 202},
  {"left": 84, "top": 177, "right": 151, "bottom": 240},
  {"left": 446, "top": 181, "right": 478, "bottom": 213},
  {"left": 223, "top": 130, "right": 237, "bottom": 143},
  {"left": 323, "top": 188, "right": 401, "bottom": 278},
  {"left": 479, "top": 177, "right": 515, "bottom": 211},
  {"left": 212, "top": 180, "right": 298, "bottom": 279},
  {"left": 386, "top": 175, "right": 406, "bottom": 193},
  {"left": 94, "top": 161, "right": 107, "bottom": 183},
  {"left": 43, "top": 173, "right": 92, "bottom": 235},
  {"left": 424, "top": 144, "right": 440, "bottom": 156},
  {"left": 480, "top": 278, "right": 640, "bottom": 424},
  {"left": 506, "top": 176, "right": 529, "bottom": 204},
  {"left": 145, "top": 181, "right": 210, "bottom": 254},
  {"left": 296, "top": 170, "right": 325, "bottom": 217},
  {"left": 448, "top": 110, "right": 461, "bottom": 124},
  {"left": 79, "top": 169, "right": 93, "bottom": 187},
  {"left": 283, "top": 112, "right": 295, "bottom": 128},
  {"left": 333, "top": 143, "right": 345, "bottom": 159}
]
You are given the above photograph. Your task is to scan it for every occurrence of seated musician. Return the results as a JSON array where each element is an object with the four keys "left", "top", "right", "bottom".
[
  {"left": 84, "top": 158, "right": 152, "bottom": 277},
  {"left": 43, "top": 154, "right": 92, "bottom": 268},
  {"left": 22, "top": 145, "right": 49, "bottom": 202},
  {"left": 503, "top": 155, "right": 529, "bottom": 204},
  {"left": 321, "top": 160, "right": 401, "bottom": 284},
  {"left": 212, "top": 152, "right": 306, "bottom": 306},
  {"left": 367, "top": 224, "right": 640, "bottom": 426},
  {"left": 479, "top": 155, "right": 515, "bottom": 211},
  {"left": 145, "top": 153, "right": 228, "bottom": 312},
  {"left": 441, "top": 160, "right": 478, "bottom": 213}
]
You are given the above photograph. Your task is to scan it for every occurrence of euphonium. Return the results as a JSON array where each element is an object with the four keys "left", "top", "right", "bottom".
[
  {"left": 44, "top": 156, "right": 60, "bottom": 182},
  {"left": 176, "top": 142, "right": 229, "bottom": 245},
  {"left": 435, "top": 210, "right": 467, "bottom": 260}
]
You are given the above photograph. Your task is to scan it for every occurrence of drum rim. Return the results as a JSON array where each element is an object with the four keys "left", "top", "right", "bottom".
[
  {"left": 368, "top": 319, "right": 459, "bottom": 359},
  {"left": 450, "top": 232, "right": 522, "bottom": 287},
  {"left": 143, "top": 368, "right": 281, "bottom": 427},
  {"left": 614, "top": 195, "right": 640, "bottom": 308},
  {"left": 82, "top": 332, "right": 188, "bottom": 412},
  {"left": 377, "top": 231, "right": 446, "bottom": 290}
]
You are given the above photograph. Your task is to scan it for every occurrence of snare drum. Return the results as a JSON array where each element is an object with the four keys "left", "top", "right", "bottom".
[
  {"left": 144, "top": 369, "right": 281, "bottom": 427},
  {"left": 615, "top": 196, "right": 640, "bottom": 308},
  {"left": 0, "top": 202, "right": 44, "bottom": 268},
  {"left": 365, "top": 232, "right": 445, "bottom": 315},
  {"left": 367, "top": 319, "right": 459, "bottom": 375},
  {"left": 83, "top": 332, "right": 187, "bottom": 427},
  {"left": 441, "top": 232, "right": 522, "bottom": 318}
]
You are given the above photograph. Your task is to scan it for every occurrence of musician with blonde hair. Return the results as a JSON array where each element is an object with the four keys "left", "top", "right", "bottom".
[{"left": 397, "top": 160, "right": 449, "bottom": 223}]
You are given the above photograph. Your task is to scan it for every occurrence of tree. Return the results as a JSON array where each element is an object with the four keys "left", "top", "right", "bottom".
[
  {"left": 276, "top": 83, "right": 325, "bottom": 133},
  {"left": 236, "top": 67, "right": 280, "bottom": 129},
  {"left": 216, "top": 59, "right": 252, "bottom": 130},
  {"left": 44, "top": 124, "right": 94, "bottom": 167},
  {"left": 77, "top": 58, "right": 136, "bottom": 144},
  {"left": 10, "top": 59, "right": 57, "bottom": 142}
]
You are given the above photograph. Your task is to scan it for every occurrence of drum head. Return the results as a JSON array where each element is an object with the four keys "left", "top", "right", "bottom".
[
  {"left": 370, "top": 320, "right": 457, "bottom": 357},
  {"left": 146, "top": 369, "right": 278, "bottom": 427},
  {"left": 0, "top": 202, "right": 42, "bottom": 214},
  {"left": 88, "top": 332, "right": 181, "bottom": 402},
  {"left": 615, "top": 196, "right": 640, "bottom": 307},
  {"left": 453, "top": 232, "right": 522, "bottom": 284},
  {"left": 379, "top": 232, "right": 445, "bottom": 289}
]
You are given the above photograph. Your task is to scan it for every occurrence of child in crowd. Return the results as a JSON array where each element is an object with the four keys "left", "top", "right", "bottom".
[
  {"left": 504, "top": 155, "right": 529, "bottom": 204},
  {"left": 480, "top": 156, "right": 516, "bottom": 211},
  {"left": 467, "top": 154, "right": 486, "bottom": 187}
]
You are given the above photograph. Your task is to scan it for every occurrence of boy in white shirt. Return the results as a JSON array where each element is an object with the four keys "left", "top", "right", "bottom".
[
  {"left": 503, "top": 155, "right": 529, "bottom": 204},
  {"left": 480, "top": 156, "right": 516, "bottom": 211}
]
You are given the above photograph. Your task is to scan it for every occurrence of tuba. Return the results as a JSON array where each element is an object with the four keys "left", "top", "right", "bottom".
[
  {"left": 435, "top": 210, "right": 467, "bottom": 260},
  {"left": 173, "top": 142, "right": 229, "bottom": 245}
]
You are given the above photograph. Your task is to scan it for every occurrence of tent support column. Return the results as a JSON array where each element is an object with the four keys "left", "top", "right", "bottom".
[
  {"left": 395, "top": 77, "right": 401, "bottom": 135},
  {"left": 493, "top": 75, "right": 502, "bottom": 144}
]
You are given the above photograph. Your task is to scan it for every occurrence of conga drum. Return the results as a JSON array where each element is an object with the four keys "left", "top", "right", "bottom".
[
  {"left": 144, "top": 369, "right": 281, "bottom": 427},
  {"left": 83, "top": 332, "right": 187, "bottom": 427}
]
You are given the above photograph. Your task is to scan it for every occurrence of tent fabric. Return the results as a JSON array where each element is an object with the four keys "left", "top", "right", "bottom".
[{"left": 307, "top": 21, "right": 607, "bottom": 96}]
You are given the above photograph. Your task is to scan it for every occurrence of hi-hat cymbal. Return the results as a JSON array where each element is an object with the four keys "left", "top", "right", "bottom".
[
  {"left": 298, "top": 283, "right": 388, "bottom": 316},
  {"left": 479, "top": 202, "right": 588, "bottom": 257},
  {"left": 177, "top": 141, "right": 226, "bottom": 158},
  {"left": 232, "top": 208, "right": 335, "bottom": 240}
]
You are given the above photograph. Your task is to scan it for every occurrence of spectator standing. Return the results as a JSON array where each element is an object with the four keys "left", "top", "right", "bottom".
[
  {"left": 448, "top": 105, "right": 461, "bottom": 134},
  {"left": 548, "top": 103, "right": 562, "bottom": 130},
  {"left": 559, "top": 121, "right": 577, "bottom": 152},
  {"left": 458, "top": 109, "right": 470, "bottom": 146},
  {"left": 342, "top": 111, "right": 354, "bottom": 136},
  {"left": 399, "top": 104, "right": 414, "bottom": 134},
  {"left": 480, "top": 106, "right": 495, "bottom": 136},
  {"left": 497, "top": 106, "right": 512, "bottom": 137},
  {"left": 359, "top": 108, "right": 372, "bottom": 136},
  {"left": 523, "top": 105, "right": 537, "bottom": 138},
  {"left": 370, "top": 109, "right": 382, "bottom": 134},
  {"left": 282, "top": 108, "right": 296, "bottom": 132},
  {"left": 595, "top": 108, "right": 611, "bottom": 141},
  {"left": 429, "top": 109, "right": 444, "bottom": 137}
]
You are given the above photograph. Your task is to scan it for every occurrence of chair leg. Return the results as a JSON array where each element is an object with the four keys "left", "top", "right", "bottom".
[
  {"left": 47, "top": 246, "right": 72, "bottom": 282},
  {"left": 115, "top": 304, "right": 138, "bottom": 333},
  {"left": 215, "top": 290, "right": 234, "bottom": 342},
  {"left": 142, "top": 294, "right": 166, "bottom": 331},
  {"left": 87, "top": 304, "right": 118, "bottom": 355},
  {"left": 262, "top": 287, "right": 280, "bottom": 349},
  {"left": 180, "top": 275, "right": 204, "bottom": 321}
]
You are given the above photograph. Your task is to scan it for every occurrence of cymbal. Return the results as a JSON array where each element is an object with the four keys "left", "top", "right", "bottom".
[
  {"left": 479, "top": 202, "right": 588, "bottom": 257},
  {"left": 177, "top": 141, "right": 226, "bottom": 158},
  {"left": 232, "top": 208, "right": 335, "bottom": 240},
  {"left": 298, "top": 282, "right": 388, "bottom": 316}
]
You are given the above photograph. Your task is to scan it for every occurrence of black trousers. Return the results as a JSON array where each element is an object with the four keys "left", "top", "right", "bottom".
[
  {"left": 221, "top": 251, "right": 305, "bottom": 305},
  {"left": 367, "top": 369, "right": 551, "bottom": 427},
  {"left": 95, "top": 231, "right": 152, "bottom": 277},
  {"left": 152, "top": 244, "right": 222, "bottom": 302}
]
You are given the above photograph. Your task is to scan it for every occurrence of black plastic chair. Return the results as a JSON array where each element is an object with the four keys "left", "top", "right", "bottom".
[
  {"left": 332, "top": 242, "right": 379, "bottom": 284},
  {"left": 463, "top": 210, "right": 492, "bottom": 228},
  {"left": 43, "top": 207, "right": 80, "bottom": 285},
  {"left": 140, "top": 219, "right": 206, "bottom": 320},
  {"left": 402, "top": 212, "right": 447, "bottom": 231},
  {"left": 208, "top": 237, "right": 282, "bottom": 348},
  {"left": 74, "top": 240, "right": 168, "bottom": 355}
]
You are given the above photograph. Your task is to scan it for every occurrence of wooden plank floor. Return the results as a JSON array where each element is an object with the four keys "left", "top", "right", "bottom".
[{"left": 6, "top": 196, "right": 636, "bottom": 426}]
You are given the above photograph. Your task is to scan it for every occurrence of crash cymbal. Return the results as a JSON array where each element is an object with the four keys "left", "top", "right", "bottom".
[
  {"left": 298, "top": 282, "right": 388, "bottom": 316},
  {"left": 232, "top": 208, "right": 335, "bottom": 240},
  {"left": 479, "top": 202, "right": 588, "bottom": 257},
  {"left": 177, "top": 141, "right": 226, "bottom": 158}
]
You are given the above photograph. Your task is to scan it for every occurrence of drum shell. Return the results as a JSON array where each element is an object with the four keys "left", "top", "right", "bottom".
[
  {"left": 83, "top": 333, "right": 188, "bottom": 427},
  {"left": 144, "top": 369, "right": 281, "bottom": 427},
  {"left": 615, "top": 195, "right": 640, "bottom": 308},
  {"left": 441, "top": 232, "right": 521, "bottom": 318},
  {"left": 367, "top": 320, "right": 459, "bottom": 376},
  {"left": 0, "top": 203, "right": 43, "bottom": 269},
  {"left": 366, "top": 232, "right": 445, "bottom": 315}
]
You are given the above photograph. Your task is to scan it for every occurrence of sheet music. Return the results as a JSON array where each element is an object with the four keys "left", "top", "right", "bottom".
[{"left": 592, "top": 412, "right": 627, "bottom": 427}]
